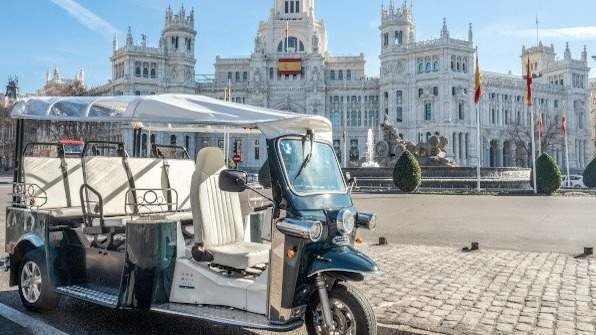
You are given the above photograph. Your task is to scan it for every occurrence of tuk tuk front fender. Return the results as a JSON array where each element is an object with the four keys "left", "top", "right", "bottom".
[{"left": 307, "top": 246, "right": 379, "bottom": 278}]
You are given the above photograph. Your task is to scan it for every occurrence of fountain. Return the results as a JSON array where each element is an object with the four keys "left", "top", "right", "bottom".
[{"left": 361, "top": 129, "right": 380, "bottom": 168}]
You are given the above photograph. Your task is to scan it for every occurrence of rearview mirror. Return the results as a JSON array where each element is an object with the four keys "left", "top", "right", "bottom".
[{"left": 219, "top": 169, "right": 248, "bottom": 193}]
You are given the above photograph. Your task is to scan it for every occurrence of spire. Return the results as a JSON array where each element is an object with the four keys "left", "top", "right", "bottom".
[
  {"left": 46, "top": 69, "right": 51, "bottom": 83},
  {"left": 126, "top": 26, "right": 133, "bottom": 46},
  {"left": 141, "top": 33, "right": 147, "bottom": 47},
  {"left": 581, "top": 45, "right": 588, "bottom": 63},
  {"left": 76, "top": 68, "right": 85, "bottom": 83},
  {"left": 112, "top": 32, "right": 118, "bottom": 51},
  {"left": 564, "top": 42, "right": 571, "bottom": 60},
  {"left": 468, "top": 23, "right": 473, "bottom": 43},
  {"left": 441, "top": 18, "right": 449, "bottom": 39}
]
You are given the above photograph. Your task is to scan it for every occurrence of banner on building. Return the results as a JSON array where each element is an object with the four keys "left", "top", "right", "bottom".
[{"left": 278, "top": 58, "right": 302, "bottom": 75}]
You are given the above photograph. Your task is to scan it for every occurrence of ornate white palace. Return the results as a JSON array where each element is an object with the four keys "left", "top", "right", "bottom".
[{"left": 88, "top": 1, "right": 593, "bottom": 171}]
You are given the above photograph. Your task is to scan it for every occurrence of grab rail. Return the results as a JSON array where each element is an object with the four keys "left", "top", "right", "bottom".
[
  {"left": 10, "top": 182, "right": 48, "bottom": 209},
  {"left": 125, "top": 188, "right": 179, "bottom": 217}
]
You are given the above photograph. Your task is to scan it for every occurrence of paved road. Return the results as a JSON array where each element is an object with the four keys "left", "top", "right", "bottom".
[{"left": 353, "top": 193, "right": 596, "bottom": 255}]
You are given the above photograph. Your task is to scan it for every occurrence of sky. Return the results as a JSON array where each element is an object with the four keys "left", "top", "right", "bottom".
[{"left": 2, "top": 0, "right": 596, "bottom": 94}]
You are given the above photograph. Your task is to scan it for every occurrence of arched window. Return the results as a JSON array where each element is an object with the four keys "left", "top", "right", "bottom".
[
  {"left": 338, "top": 70, "right": 344, "bottom": 80},
  {"left": 170, "top": 135, "right": 177, "bottom": 145},
  {"left": 346, "top": 70, "right": 352, "bottom": 80},
  {"left": 433, "top": 87, "right": 439, "bottom": 96},
  {"left": 459, "top": 102, "right": 464, "bottom": 120},
  {"left": 426, "top": 63, "right": 432, "bottom": 73},
  {"left": 433, "top": 61, "right": 439, "bottom": 72},
  {"left": 418, "top": 88, "right": 424, "bottom": 97},
  {"left": 277, "top": 37, "right": 304, "bottom": 53},
  {"left": 418, "top": 63, "right": 424, "bottom": 74},
  {"left": 330, "top": 70, "right": 336, "bottom": 80},
  {"left": 462, "top": 62, "right": 467, "bottom": 73},
  {"left": 143, "top": 62, "right": 149, "bottom": 78}
]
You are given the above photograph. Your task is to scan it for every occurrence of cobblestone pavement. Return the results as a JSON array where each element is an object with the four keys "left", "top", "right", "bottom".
[{"left": 356, "top": 244, "right": 596, "bottom": 335}]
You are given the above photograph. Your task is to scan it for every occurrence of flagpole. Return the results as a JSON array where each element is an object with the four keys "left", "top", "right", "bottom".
[
  {"left": 530, "top": 104, "right": 537, "bottom": 194},
  {"left": 563, "top": 116, "right": 570, "bottom": 187},
  {"left": 476, "top": 102, "right": 481, "bottom": 192},
  {"left": 537, "top": 107, "right": 542, "bottom": 155}
]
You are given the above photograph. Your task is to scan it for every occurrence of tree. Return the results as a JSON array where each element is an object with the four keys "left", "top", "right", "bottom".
[
  {"left": 393, "top": 150, "right": 421, "bottom": 192},
  {"left": 535, "top": 153, "right": 561, "bottom": 195},
  {"left": 505, "top": 117, "right": 563, "bottom": 167},
  {"left": 583, "top": 157, "right": 596, "bottom": 188}
]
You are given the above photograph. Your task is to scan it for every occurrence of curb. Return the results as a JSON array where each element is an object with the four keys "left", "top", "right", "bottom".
[
  {"left": 379, "top": 324, "right": 447, "bottom": 335},
  {"left": 0, "top": 302, "right": 69, "bottom": 335}
]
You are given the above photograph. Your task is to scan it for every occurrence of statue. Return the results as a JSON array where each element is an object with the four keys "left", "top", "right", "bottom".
[
  {"left": 254, "top": 32, "right": 265, "bottom": 54},
  {"left": 367, "top": 121, "right": 455, "bottom": 167}
]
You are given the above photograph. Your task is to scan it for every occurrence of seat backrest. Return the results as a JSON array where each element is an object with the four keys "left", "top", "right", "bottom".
[
  {"left": 164, "top": 159, "right": 195, "bottom": 211},
  {"left": 190, "top": 147, "right": 244, "bottom": 247},
  {"left": 63, "top": 158, "right": 85, "bottom": 207},
  {"left": 83, "top": 156, "right": 133, "bottom": 217},
  {"left": 23, "top": 157, "right": 68, "bottom": 209},
  {"left": 127, "top": 158, "right": 168, "bottom": 214}
]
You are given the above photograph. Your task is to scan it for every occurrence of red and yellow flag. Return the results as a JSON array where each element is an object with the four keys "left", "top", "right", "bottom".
[
  {"left": 474, "top": 50, "right": 481, "bottom": 105},
  {"left": 561, "top": 114, "right": 568, "bottom": 138},
  {"left": 525, "top": 58, "right": 533, "bottom": 107}
]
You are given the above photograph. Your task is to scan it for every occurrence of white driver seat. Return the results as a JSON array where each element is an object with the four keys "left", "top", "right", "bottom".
[{"left": 190, "top": 147, "right": 270, "bottom": 269}]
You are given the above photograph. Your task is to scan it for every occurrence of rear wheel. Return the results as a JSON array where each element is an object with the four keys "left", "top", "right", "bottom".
[
  {"left": 306, "top": 283, "right": 376, "bottom": 335},
  {"left": 17, "top": 249, "right": 60, "bottom": 312}
]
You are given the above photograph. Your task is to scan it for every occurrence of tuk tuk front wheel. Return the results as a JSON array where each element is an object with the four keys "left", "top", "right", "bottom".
[
  {"left": 17, "top": 249, "right": 60, "bottom": 312},
  {"left": 305, "top": 283, "right": 376, "bottom": 335}
]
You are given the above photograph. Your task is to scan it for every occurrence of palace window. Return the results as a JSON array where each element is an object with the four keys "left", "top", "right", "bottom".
[
  {"left": 433, "top": 87, "right": 439, "bottom": 97},
  {"left": 338, "top": 70, "right": 344, "bottom": 80},
  {"left": 418, "top": 63, "right": 424, "bottom": 74},
  {"left": 135, "top": 62, "right": 141, "bottom": 77},
  {"left": 426, "top": 63, "right": 432, "bottom": 73},
  {"left": 170, "top": 135, "right": 177, "bottom": 145},
  {"left": 418, "top": 88, "right": 424, "bottom": 98},
  {"left": 346, "top": 70, "right": 352, "bottom": 80},
  {"left": 458, "top": 102, "right": 464, "bottom": 120},
  {"left": 277, "top": 37, "right": 305, "bottom": 52},
  {"left": 243, "top": 72, "right": 248, "bottom": 81},
  {"left": 143, "top": 63, "right": 149, "bottom": 78},
  {"left": 396, "top": 107, "right": 403, "bottom": 123},
  {"left": 383, "top": 33, "right": 389, "bottom": 47},
  {"left": 330, "top": 70, "right": 336, "bottom": 80},
  {"left": 433, "top": 61, "right": 439, "bottom": 72},
  {"left": 150, "top": 63, "right": 157, "bottom": 79},
  {"left": 424, "top": 103, "right": 432, "bottom": 121}
]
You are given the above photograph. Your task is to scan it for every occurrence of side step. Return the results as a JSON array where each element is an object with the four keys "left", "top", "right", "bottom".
[
  {"left": 151, "top": 303, "right": 303, "bottom": 331},
  {"left": 55, "top": 284, "right": 119, "bottom": 308}
]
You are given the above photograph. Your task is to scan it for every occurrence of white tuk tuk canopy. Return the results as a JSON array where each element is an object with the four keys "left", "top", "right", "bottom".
[{"left": 10, "top": 94, "right": 332, "bottom": 141}]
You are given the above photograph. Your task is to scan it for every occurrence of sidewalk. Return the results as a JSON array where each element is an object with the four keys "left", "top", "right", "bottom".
[{"left": 357, "top": 244, "right": 596, "bottom": 335}]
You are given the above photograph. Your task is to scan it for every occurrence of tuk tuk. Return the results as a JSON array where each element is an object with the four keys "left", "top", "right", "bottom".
[{"left": 3, "top": 94, "right": 379, "bottom": 335}]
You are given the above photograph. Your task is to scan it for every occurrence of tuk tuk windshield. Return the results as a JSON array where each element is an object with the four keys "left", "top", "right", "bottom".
[{"left": 279, "top": 138, "right": 346, "bottom": 195}]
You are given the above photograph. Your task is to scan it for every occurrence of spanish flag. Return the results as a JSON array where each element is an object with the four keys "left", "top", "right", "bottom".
[
  {"left": 525, "top": 58, "right": 533, "bottom": 107},
  {"left": 474, "top": 49, "right": 481, "bottom": 105}
]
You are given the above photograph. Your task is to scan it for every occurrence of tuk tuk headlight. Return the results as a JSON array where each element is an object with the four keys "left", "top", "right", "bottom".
[
  {"left": 309, "top": 221, "right": 324, "bottom": 242},
  {"left": 336, "top": 209, "right": 355, "bottom": 235}
]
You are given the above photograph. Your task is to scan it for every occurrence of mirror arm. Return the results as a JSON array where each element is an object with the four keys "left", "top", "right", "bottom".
[{"left": 245, "top": 184, "right": 274, "bottom": 203}]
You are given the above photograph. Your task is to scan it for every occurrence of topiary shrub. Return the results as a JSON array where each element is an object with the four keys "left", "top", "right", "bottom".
[
  {"left": 258, "top": 159, "right": 272, "bottom": 188},
  {"left": 536, "top": 153, "right": 561, "bottom": 195},
  {"left": 393, "top": 150, "right": 421, "bottom": 192},
  {"left": 583, "top": 157, "right": 596, "bottom": 188}
]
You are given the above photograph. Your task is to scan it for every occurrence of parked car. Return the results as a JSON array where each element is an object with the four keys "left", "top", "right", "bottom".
[{"left": 562, "top": 175, "right": 585, "bottom": 188}]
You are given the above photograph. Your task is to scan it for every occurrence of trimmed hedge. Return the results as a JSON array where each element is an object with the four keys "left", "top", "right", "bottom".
[
  {"left": 258, "top": 159, "right": 272, "bottom": 188},
  {"left": 393, "top": 150, "right": 421, "bottom": 192},
  {"left": 583, "top": 157, "right": 596, "bottom": 188},
  {"left": 535, "top": 153, "right": 561, "bottom": 195}
]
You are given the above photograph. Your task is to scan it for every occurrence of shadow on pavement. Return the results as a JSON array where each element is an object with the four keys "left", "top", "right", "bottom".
[{"left": 0, "top": 290, "right": 276, "bottom": 335}]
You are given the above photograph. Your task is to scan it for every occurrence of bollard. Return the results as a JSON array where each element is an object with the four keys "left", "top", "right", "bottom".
[
  {"left": 584, "top": 247, "right": 593, "bottom": 256},
  {"left": 379, "top": 237, "right": 388, "bottom": 246}
]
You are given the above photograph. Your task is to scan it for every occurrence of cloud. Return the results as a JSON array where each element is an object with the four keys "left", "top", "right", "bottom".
[
  {"left": 49, "top": 0, "right": 118, "bottom": 39},
  {"left": 512, "top": 26, "right": 596, "bottom": 40}
]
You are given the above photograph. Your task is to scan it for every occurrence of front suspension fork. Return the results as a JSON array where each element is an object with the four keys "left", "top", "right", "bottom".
[{"left": 315, "top": 273, "right": 335, "bottom": 332}]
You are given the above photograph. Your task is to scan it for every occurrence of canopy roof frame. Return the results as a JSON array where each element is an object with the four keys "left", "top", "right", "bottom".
[{"left": 10, "top": 94, "right": 332, "bottom": 141}]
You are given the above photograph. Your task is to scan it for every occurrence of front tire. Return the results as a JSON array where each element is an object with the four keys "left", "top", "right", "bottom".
[
  {"left": 17, "top": 249, "right": 60, "bottom": 312},
  {"left": 306, "top": 283, "right": 376, "bottom": 335}
]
